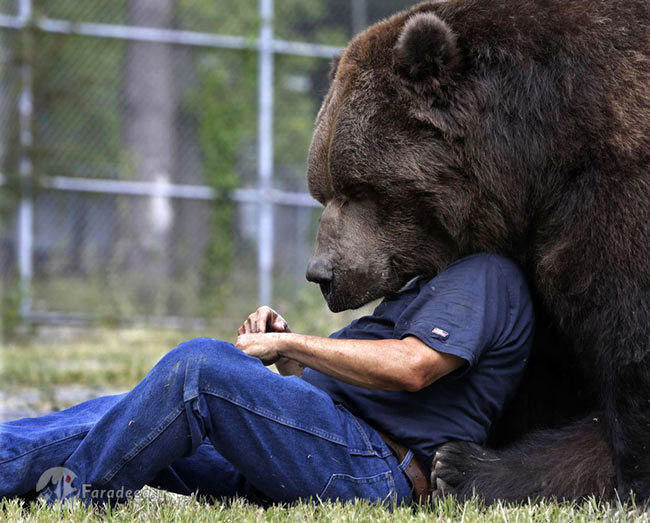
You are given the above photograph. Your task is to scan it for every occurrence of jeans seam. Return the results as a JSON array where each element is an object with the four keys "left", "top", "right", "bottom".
[
  {"left": 101, "top": 405, "right": 185, "bottom": 483},
  {"left": 346, "top": 412, "right": 375, "bottom": 455},
  {"left": 0, "top": 430, "right": 89, "bottom": 465},
  {"left": 318, "top": 474, "right": 336, "bottom": 500},
  {"left": 317, "top": 470, "right": 395, "bottom": 500},
  {"left": 198, "top": 387, "right": 357, "bottom": 449},
  {"left": 385, "top": 471, "right": 397, "bottom": 505}
]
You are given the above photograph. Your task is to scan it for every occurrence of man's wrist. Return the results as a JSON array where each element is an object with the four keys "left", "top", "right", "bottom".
[{"left": 274, "top": 332, "right": 302, "bottom": 359}]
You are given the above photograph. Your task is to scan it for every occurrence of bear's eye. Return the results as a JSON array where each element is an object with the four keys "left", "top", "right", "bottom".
[{"left": 345, "top": 183, "right": 378, "bottom": 202}]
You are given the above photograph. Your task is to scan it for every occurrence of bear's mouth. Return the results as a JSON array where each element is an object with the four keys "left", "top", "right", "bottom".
[
  {"left": 319, "top": 277, "right": 363, "bottom": 313},
  {"left": 319, "top": 280, "right": 332, "bottom": 301},
  {"left": 319, "top": 278, "right": 346, "bottom": 312}
]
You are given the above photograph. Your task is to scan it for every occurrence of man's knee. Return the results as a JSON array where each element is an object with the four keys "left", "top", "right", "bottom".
[
  {"left": 166, "top": 337, "right": 236, "bottom": 366},
  {"left": 156, "top": 337, "right": 257, "bottom": 396},
  {"left": 154, "top": 338, "right": 234, "bottom": 378}
]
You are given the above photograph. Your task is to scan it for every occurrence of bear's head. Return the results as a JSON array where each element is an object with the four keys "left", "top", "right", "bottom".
[
  {"left": 306, "top": 5, "right": 475, "bottom": 312},
  {"left": 306, "top": 0, "right": 647, "bottom": 312}
]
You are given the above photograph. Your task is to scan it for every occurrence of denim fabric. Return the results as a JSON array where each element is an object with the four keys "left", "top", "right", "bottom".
[{"left": 0, "top": 338, "right": 412, "bottom": 506}]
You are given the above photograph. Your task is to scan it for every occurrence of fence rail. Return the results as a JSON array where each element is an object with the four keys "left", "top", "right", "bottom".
[
  {"left": 1, "top": 174, "right": 321, "bottom": 205},
  {"left": 0, "top": 14, "right": 341, "bottom": 58}
]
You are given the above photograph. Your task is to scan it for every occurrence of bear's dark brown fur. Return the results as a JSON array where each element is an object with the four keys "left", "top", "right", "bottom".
[{"left": 305, "top": 0, "right": 650, "bottom": 501}]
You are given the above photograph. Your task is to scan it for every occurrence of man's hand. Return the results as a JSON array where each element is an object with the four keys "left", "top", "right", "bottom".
[
  {"left": 236, "top": 306, "right": 303, "bottom": 375},
  {"left": 238, "top": 306, "right": 291, "bottom": 335},
  {"left": 235, "top": 332, "right": 285, "bottom": 366}
]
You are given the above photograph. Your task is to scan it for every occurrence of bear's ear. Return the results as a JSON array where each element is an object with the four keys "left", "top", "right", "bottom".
[{"left": 393, "top": 12, "right": 461, "bottom": 90}]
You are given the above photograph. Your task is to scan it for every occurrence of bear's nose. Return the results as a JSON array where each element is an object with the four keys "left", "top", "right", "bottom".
[{"left": 306, "top": 257, "right": 333, "bottom": 285}]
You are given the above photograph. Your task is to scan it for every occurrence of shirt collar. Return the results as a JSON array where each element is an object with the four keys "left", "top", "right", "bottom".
[{"left": 396, "top": 275, "right": 423, "bottom": 293}]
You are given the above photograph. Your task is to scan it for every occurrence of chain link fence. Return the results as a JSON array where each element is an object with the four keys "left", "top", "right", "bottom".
[{"left": 0, "top": 0, "right": 416, "bottom": 334}]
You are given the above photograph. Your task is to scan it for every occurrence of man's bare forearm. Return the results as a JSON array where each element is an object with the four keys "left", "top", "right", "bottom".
[{"left": 274, "top": 333, "right": 460, "bottom": 391}]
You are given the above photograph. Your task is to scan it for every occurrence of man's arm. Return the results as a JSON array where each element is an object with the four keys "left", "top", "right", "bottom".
[{"left": 236, "top": 332, "right": 464, "bottom": 392}]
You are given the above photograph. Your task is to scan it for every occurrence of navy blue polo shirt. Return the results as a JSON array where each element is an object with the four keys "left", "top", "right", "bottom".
[{"left": 302, "top": 254, "right": 534, "bottom": 469}]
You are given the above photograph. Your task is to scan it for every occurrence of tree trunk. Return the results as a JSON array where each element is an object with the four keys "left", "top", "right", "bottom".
[{"left": 121, "top": 0, "right": 177, "bottom": 314}]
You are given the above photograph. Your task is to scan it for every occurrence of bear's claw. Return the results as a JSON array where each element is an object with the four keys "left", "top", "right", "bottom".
[{"left": 430, "top": 441, "right": 499, "bottom": 499}]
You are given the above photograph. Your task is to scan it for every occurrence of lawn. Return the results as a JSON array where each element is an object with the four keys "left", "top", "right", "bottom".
[
  {"left": 3, "top": 494, "right": 649, "bottom": 523},
  {"left": 1, "top": 328, "right": 648, "bottom": 522}
]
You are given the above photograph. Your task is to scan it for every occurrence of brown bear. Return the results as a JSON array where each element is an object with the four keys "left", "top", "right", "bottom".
[{"left": 305, "top": 0, "right": 650, "bottom": 502}]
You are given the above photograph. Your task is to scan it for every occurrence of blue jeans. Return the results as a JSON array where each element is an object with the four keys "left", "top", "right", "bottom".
[{"left": 0, "top": 338, "right": 412, "bottom": 506}]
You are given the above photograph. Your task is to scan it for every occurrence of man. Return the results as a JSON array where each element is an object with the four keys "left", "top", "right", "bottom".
[{"left": 0, "top": 253, "right": 533, "bottom": 506}]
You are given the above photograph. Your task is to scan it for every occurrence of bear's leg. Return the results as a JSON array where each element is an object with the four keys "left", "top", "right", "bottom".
[
  {"left": 604, "top": 355, "right": 650, "bottom": 500},
  {"left": 431, "top": 417, "right": 614, "bottom": 502},
  {"left": 568, "top": 273, "right": 650, "bottom": 499}
]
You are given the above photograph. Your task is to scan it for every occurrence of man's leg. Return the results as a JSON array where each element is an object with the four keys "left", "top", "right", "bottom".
[
  {"left": 1, "top": 372, "right": 258, "bottom": 503},
  {"left": 0, "top": 394, "right": 122, "bottom": 498},
  {"left": 149, "top": 441, "right": 267, "bottom": 503},
  {"left": 1, "top": 405, "right": 257, "bottom": 503},
  {"left": 62, "top": 338, "right": 411, "bottom": 505}
]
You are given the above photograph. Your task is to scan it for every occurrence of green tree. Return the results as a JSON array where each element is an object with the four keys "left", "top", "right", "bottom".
[{"left": 192, "top": 48, "right": 257, "bottom": 314}]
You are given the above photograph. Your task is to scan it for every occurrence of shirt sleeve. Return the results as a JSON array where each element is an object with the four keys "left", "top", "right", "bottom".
[{"left": 395, "top": 255, "right": 515, "bottom": 374}]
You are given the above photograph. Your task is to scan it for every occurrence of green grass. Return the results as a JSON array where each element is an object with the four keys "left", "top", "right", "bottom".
[
  {"left": 1, "top": 328, "right": 203, "bottom": 389},
  {"left": 2, "top": 493, "right": 650, "bottom": 522},
  {"left": 2, "top": 328, "right": 649, "bottom": 521}
]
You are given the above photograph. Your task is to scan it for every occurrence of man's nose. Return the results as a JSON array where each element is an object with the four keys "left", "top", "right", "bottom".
[{"left": 306, "top": 257, "right": 333, "bottom": 285}]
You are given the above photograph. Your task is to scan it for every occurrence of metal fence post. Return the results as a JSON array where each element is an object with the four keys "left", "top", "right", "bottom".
[
  {"left": 352, "top": 0, "right": 368, "bottom": 35},
  {"left": 16, "top": 0, "right": 33, "bottom": 320},
  {"left": 257, "top": 0, "right": 274, "bottom": 306}
]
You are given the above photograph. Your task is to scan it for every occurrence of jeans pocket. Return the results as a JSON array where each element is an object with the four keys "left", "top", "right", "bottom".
[{"left": 318, "top": 470, "right": 396, "bottom": 504}]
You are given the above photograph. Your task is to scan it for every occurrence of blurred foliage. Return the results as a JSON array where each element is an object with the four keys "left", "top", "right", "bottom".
[
  {"left": 192, "top": 49, "right": 257, "bottom": 315},
  {"left": 0, "top": 27, "right": 21, "bottom": 221},
  {"left": 276, "top": 0, "right": 348, "bottom": 47},
  {"left": 31, "top": 32, "right": 123, "bottom": 179},
  {"left": 0, "top": 27, "right": 28, "bottom": 340},
  {"left": 178, "top": 0, "right": 260, "bottom": 36},
  {"left": 1, "top": 279, "right": 21, "bottom": 341},
  {"left": 33, "top": 0, "right": 129, "bottom": 25}
]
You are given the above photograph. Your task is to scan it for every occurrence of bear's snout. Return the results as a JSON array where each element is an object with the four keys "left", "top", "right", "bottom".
[{"left": 306, "top": 256, "right": 333, "bottom": 286}]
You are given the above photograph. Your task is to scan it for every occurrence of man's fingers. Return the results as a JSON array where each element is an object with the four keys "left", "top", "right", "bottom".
[
  {"left": 272, "top": 319, "right": 287, "bottom": 332},
  {"left": 240, "top": 306, "right": 286, "bottom": 336},
  {"left": 257, "top": 309, "right": 270, "bottom": 333}
]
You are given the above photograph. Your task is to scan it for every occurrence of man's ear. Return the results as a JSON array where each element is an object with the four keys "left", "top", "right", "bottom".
[{"left": 393, "top": 12, "right": 461, "bottom": 91}]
